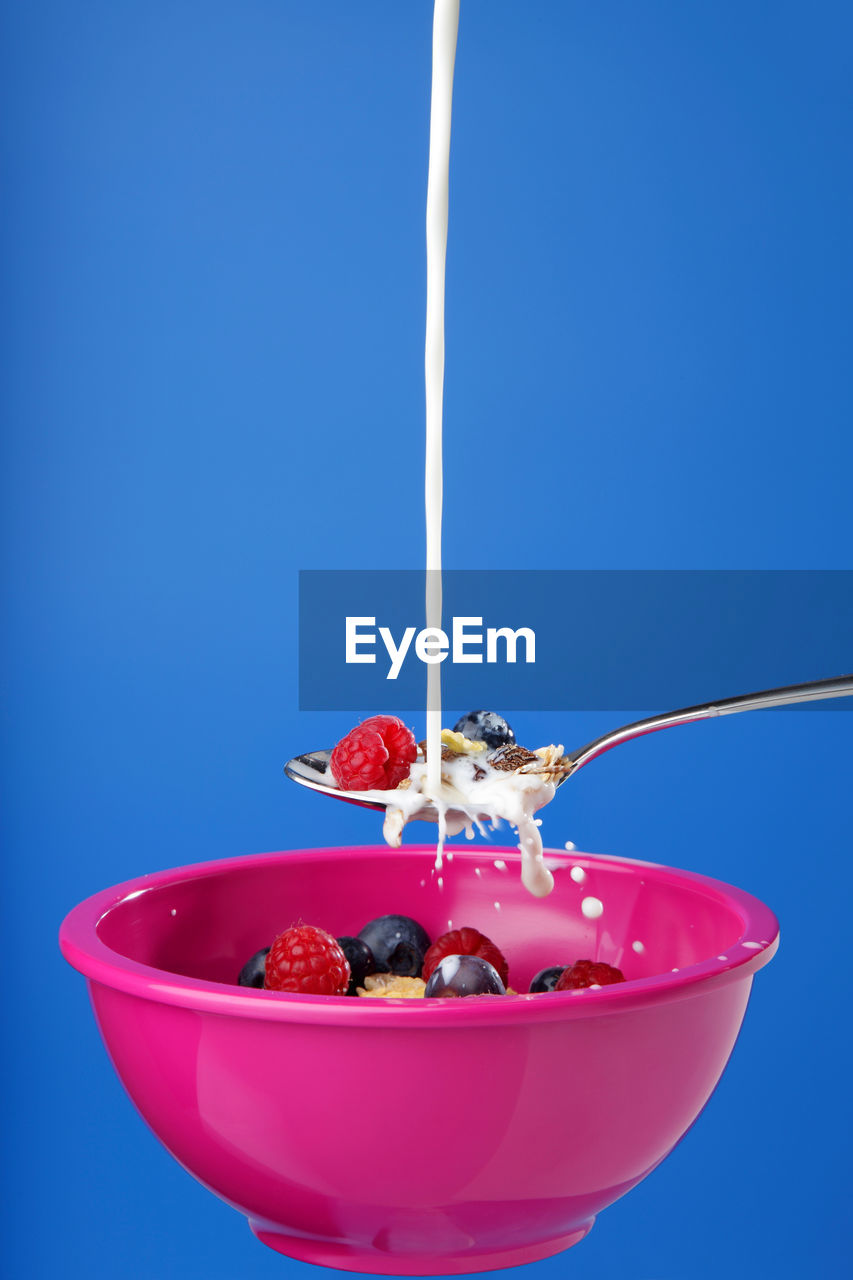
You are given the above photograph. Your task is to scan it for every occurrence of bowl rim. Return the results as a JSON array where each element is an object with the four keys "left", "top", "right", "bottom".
[{"left": 59, "top": 845, "right": 779, "bottom": 1026}]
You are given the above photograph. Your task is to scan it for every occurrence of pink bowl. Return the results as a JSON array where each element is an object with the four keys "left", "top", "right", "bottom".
[{"left": 59, "top": 844, "right": 778, "bottom": 1275}]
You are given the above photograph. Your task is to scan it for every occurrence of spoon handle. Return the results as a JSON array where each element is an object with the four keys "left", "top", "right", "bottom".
[{"left": 566, "top": 674, "right": 853, "bottom": 774}]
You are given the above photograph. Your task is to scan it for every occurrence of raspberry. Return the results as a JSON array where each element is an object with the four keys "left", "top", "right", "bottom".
[
  {"left": 421, "top": 927, "right": 509, "bottom": 987},
  {"left": 330, "top": 715, "right": 417, "bottom": 791},
  {"left": 264, "top": 924, "right": 351, "bottom": 996},
  {"left": 554, "top": 959, "right": 625, "bottom": 991}
]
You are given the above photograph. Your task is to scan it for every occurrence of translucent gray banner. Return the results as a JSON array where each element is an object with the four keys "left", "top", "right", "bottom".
[{"left": 298, "top": 570, "right": 852, "bottom": 712}]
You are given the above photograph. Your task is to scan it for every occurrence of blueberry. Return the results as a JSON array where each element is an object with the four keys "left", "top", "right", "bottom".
[
  {"left": 357, "top": 914, "right": 431, "bottom": 977},
  {"left": 452, "top": 710, "right": 515, "bottom": 751},
  {"left": 238, "top": 947, "right": 270, "bottom": 988},
  {"left": 337, "top": 936, "right": 375, "bottom": 994},
  {"left": 529, "top": 965, "right": 566, "bottom": 993},
  {"left": 424, "top": 954, "right": 507, "bottom": 998}
]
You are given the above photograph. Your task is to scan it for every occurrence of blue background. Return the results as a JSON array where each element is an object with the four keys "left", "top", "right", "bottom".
[{"left": 2, "top": 2, "right": 851, "bottom": 1278}]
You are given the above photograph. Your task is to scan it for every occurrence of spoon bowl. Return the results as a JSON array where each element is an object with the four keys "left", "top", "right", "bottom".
[
  {"left": 284, "top": 675, "right": 853, "bottom": 816},
  {"left": 285, "top": 749, "right": 471, "bottom": 826},
  {"left": 285, "top": 749, "right": 388, "bottom": 812}
]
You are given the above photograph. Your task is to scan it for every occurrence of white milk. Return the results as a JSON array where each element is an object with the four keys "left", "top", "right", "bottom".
[
  {"left": 331, "top": 3, "right": 560, "bottom": 898},
  {"left": 424, "top": 0, "right": 459, "bottom": 795},
  {"left": 381, "top": 751, "right": 557, "bottom": 898},
  {"left": 415, "top": 1, "right": 554, "bottom": 897}
]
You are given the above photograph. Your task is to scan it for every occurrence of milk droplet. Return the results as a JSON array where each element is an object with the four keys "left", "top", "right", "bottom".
[
  {"left": 581, "top": 896, "right": 603, "bottom": 919},
  {"left": 493, "top": 859, "right": 508, "bottom": 871},
  {"left": 741, "top": 940, "right": 762, "bottom": 949},
  {"left": 437, "top": 877, "right": 444, "bottom": 889},
  {"left": 493, "top": 901, "right": 501, "bottom": 911},
  {"left": 570, "top": 866, "right": 586, "bottom": 885},
  {"left": 564, "top": 841, "right": 576, "bottom": 851},
  {"left": 631, "top": 940, "right": 644, "bottom": 954},
  {"left": 170, "top": 908, "right": 176, "bottom": 917},
  {"left": 717, "top": 955, "right": 727, "bottom": 962},
  {"left": 474, "top": 867, "right": 482, "bottom": 877}
]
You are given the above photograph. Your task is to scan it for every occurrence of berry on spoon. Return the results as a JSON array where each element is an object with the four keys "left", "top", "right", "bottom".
[
  {"left": 452, "top": 710, "right": 515, "bottom": 751},
  {"left": 330, "top": 715, "right": 417, "bottom": 791}
]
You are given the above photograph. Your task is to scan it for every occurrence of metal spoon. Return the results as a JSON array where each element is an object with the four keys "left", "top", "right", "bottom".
[{"left": 284, "top": 673, "right": 853, "bottom": 816}]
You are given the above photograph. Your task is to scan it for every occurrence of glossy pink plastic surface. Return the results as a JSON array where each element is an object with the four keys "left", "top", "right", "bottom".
[{"left": 60, "top": 845, "right": 778, "bottom": 1274}]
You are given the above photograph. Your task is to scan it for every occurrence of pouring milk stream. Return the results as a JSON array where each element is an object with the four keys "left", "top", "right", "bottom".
[
  {"left": 313, "top": 1, "right": 561, "bottom": 897},
  {"left": 424, "top": 0, "right": 458, "bottom": 797},
  {"left": 413, "top": 1, "right": 557, "bottom": 896}
]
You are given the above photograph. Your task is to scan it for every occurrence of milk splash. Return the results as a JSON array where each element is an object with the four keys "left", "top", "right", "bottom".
[{"left": 381, "top": 752, "right": 557, "bottom": 898}]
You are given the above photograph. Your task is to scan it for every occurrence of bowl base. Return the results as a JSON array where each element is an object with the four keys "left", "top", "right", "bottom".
[{"left": 249, "top": 1218, "right": 595, "bottom": 1275}]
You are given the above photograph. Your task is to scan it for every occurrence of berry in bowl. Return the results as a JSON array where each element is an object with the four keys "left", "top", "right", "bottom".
[{"left": 59, "top": 844, "right": 778, "bottom": 1275}]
